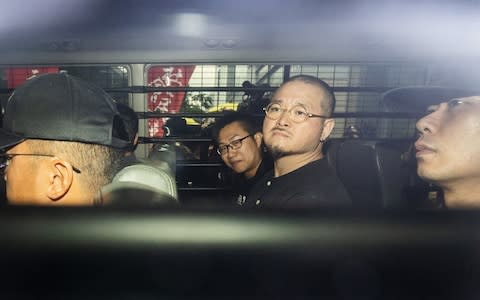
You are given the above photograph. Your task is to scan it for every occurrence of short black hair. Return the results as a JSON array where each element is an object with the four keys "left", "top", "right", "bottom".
[
  {"left": 116, "top": 103, "right": 138, "bottom": 151},
  {"left": 279, "top": 75, "right": 336, "bottom": 117},
  {"left": 27, "top": 139, "right": 125, "bottom": 200},
  {"left": 211, "top": 111, "right": 262, "bottom": 144}
]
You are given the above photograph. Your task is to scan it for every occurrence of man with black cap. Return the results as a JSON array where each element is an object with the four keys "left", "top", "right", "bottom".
[
  {"left": 0, "top": 73, "right": 130, "bottom": 206},
  {"left": 116, "top": 102, "right": 140, "bottom": 165}
]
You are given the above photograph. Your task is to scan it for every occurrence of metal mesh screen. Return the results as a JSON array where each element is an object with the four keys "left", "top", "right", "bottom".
[
  {"left": 0, "top": 65, "right": 130, "bottom": 104},
  {"left": 148, "top": 63, "right": 429, "bottom": 140}
]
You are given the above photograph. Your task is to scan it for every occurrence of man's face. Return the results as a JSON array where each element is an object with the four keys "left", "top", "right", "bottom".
[
  {"left": 4, "top": 141, "right": 46, "bottom": 205},
  {"left": 263, "top": 81, "right": 334, "bottom": 158},
  {"left": 217, "top": 121, "right": 263, "bottom": 177},
  {"left": 415, "top": 96, "right": 480, "bottom": 185}
]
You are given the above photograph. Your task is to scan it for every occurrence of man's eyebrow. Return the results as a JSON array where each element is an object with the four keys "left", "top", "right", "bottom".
[
  {"left": 270, "top": 99, "right": 309, "bottom": 107},
  {"left": 218, "top": 134, "right": 242, "bottom": 144},
  {"left": 228, "top": 135, "right": 244, "bottom": 142},
  {"left": 448, "top": 98, "right": 462, "bottom": 102}
]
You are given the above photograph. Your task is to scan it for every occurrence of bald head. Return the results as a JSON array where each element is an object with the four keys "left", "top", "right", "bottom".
[{"left": 277, "top": 75, "right": 336, "bottom": 117}]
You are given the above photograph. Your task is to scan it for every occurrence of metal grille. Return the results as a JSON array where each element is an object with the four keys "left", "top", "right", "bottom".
[
  {"left": 0, "top": 65, "right": 130, "bottom": 104},
  {"left": 0, "top": 63, "right": 429, "bottom": 141},
  {"left": 0, "top": 62, "right": 431, "bottom": 192},
  {"left": 150, "top": 63, "right": 430, "bottom": 140}
]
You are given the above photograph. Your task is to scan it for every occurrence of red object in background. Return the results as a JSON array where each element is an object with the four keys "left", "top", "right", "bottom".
[
  {"left": 5, "top": 67, "right": 59, "bottom": 88},
  {"left": 147, "top": 65, "right": 195, "bottom": 137}
]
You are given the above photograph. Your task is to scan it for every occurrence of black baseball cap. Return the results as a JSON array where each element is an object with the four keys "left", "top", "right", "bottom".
[
  {"left": 0, "top": 72, "right": 130, "bottom": 150},
  {"left": 382, "top": 86, "right": 479, "bottom": 113}
]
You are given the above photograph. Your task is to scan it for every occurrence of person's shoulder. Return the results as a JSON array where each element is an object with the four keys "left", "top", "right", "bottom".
[
  {"left": 280, "top": 158, "right": 332, "bottom": 183},
  {"left": 286, "top": 159, "right": 352, "bottom": 207},
  {"left": 304, "top": 158, "right": 332, "bottom": 172},
  {"left": 252, "top": 169, "right": 274, "bottom": 186},
  {"left": 246, "top": 169, "right": 274, "bottom": 202},
  {"left": 257, "top": 156, "right": 274, "bottom": 176},
  {"left": 283, "top": 179, "right": 351, "bottom": 208}
]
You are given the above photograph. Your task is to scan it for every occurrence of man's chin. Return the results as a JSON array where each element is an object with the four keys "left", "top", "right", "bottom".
[
  {"left": 269, "top": 145, "right": 291, "bottom": 160},
  {"left": 417, "top": 167, "right": 442, "bottom": 185},
  {"left": 232, "top": 167, "right": 246, "bottom": 174}
]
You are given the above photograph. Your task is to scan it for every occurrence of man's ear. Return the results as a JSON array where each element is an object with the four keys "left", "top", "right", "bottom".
[
  {"left": 133, "top": 133, "right": 139, "bottom": 148},
  {"left": 46, "top": 159, "right": 74, "bottom": 201},
  {"left": 253, "top": 132, "right": 263, "bottom": 148},
  {"left": 321, "top": 118, "right": 335, "bottom": 142},
  {"left": 129, "top": 133, "right": 139, "bottom": 152}
]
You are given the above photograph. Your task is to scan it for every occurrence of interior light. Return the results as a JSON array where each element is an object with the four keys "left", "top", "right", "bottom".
[
  {"left": 204, "top": 39, "right": 219, "bottom": 48},
  {"left": 221, "top": 39, "right": 238, "bottom": 49},
  {"left": 174, "top": 13, "right": 207, "bottom": 38}
]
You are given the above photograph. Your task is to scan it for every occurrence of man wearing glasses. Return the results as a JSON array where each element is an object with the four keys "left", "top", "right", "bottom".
[
  {"left": 0, "top": 73, "right": 129, "bottom": 206},
  {"left": 247, "top": 75, "right": 351, "bottom": 208},
  {"left": 212, "top": 112, "right": 273, "bottom": 206}
]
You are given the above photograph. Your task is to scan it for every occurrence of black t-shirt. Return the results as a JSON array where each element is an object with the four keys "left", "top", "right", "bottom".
[
  {"left": 232, "top": 156, "right": 273, "bottom": 206},
  {"left": 246, "top": 158, "right": 351, "bottom": 208}
]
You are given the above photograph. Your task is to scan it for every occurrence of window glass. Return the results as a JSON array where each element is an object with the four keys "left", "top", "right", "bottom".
[
  {"left": 147, "top": 63, "right": 429, "bottom": 139},
  {"left": 0, "top": 65, "right": 130, "bottom": 104}
]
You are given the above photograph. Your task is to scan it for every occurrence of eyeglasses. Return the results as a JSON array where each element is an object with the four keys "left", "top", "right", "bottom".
[
  {"left": 217, "top": 135, "right": 252, "bottom": 156},
  {"left": 263, "top": 103, "right": 329, "bottom": 123},
  {"left": 0, "top": 153, "right": 81, "bottom": 173}
]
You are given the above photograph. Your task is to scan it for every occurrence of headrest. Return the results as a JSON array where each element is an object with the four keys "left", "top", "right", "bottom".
[
  {"left": 382, "top": 86, "right": 479, "bottom": 113},
  {"left": 98, "top": 164, "right": 179, "bottom": 207}
]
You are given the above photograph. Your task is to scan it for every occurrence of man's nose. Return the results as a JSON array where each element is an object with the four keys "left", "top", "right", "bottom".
[
  {"left": 416, "top": 113, "right": 435, "bottom": 136},
  {"left": 415, "top": 103, "right": 446, "bottom": 135},
  {"left": 276, "top": 109, "right": 291, "bottom": 126},
  {"left": 226, "top": 147, "right": 236, "bottom": 157}
]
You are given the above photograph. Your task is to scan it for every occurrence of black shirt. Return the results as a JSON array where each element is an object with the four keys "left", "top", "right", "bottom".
[
  {"left": 246, "top": 158, "right": 351, "bottom": 208},
  {"left": 232, "top": 156, "right": 273, "bottom": 206}
]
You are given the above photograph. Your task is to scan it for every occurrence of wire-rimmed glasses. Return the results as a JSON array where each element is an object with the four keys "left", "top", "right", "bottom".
[{"left": 263, "top": 103, "right": 329, "bottom": 123}]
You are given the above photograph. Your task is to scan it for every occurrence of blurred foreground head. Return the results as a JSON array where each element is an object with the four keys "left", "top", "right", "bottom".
[
  {"left": 0, "top": 73, "right": 129, "bottom": 206},
  {"left": 386, "top": 86, "right": 480, "bottom": 209}
]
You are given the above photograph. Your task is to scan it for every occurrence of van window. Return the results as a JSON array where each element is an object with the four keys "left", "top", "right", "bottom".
[{"left": 1, "top": 65, "right": 130, "bottom": 104}]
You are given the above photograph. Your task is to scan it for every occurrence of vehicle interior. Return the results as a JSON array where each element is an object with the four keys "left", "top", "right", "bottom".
[{"left": 0, "top": 0, "right": 480, "bottom": 298}]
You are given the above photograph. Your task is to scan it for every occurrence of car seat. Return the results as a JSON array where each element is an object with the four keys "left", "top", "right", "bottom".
[
  {"left": 98, "top": 164, "right": 179, "bottom": 207},
  {"left": 335, "top": 139, "right": 413, "bottom": 209}
]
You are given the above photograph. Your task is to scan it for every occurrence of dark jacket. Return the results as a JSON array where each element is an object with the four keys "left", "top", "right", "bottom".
[
  {"left": 232, "top": 156, "right": 273, "bottom": 206},
  {"left": 247, "top": 158, "right": 351, "bottom": 208}
]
